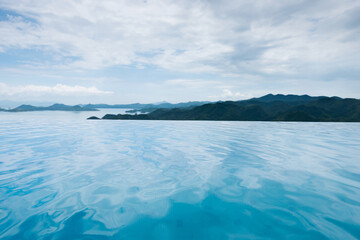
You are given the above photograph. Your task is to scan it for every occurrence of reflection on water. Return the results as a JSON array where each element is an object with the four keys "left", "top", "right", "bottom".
[{"left": 0, "top": 111, "right": 360, "bottom": 239}]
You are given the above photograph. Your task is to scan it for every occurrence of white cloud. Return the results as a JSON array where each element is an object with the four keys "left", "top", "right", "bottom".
[
  {"left": 164, "top": 79, "right": 254, "bottom": 101},
  {"left": 208, "top": 89, "right": 253, "bottom": 101},
  {"left": 0, "top": 0, "right": 358, "bottom": 77},
  {"left": 0, "top": 0, "right": 359, "bottom": 103},
  {"left": 221, "top": 89, "right": 243, "bottom": 99},
  {"left": 165, "top": 79, "right": 220, "bottom": 88},
  {"left": 0, "top": 83, "right": 113, "bottom": 96}
]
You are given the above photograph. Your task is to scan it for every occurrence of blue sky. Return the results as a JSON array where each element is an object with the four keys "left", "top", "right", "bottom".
[{"left": 0, "top": 0, "right": 359, "bottom": 105}]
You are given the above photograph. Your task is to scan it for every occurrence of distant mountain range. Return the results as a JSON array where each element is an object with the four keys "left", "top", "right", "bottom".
[
  {"left": 0, "top": 104, "right": 98, "bottom": 112},
  {"left": 91, "top": 94, "right": 360, "bottom": 122},
  {"left": 0, "top": 101, "right": 209, "bottom": 112},
  {"left": 2, "top": 94, "right": 360, "bottom": 122},
  {"left": 83, "top": 101, "right": 209, "bottom": 110}
]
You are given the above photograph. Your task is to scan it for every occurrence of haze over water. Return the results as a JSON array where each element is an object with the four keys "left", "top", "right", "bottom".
[{"left": 1, "top": 111, "right": 360, "bottom": 239}]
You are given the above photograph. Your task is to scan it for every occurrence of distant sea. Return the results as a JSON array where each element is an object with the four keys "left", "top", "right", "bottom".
[{"left": 1, "top": 110, "right": 360, "bottom": 239}]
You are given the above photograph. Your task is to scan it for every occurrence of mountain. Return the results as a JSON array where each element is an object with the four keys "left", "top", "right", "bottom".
[
  {"left": 84, "top": 101, "right": 209, "bottom": 110},
  {"left": 248, "top": 93, "right": 325, "bottom": 103},
  {"left": 0, "top": 100, "right": 55, "bottom": 109},
  {"left": 154, "top": 101, "right": 211, "bottom": 109},
  {"left": 46, "top": 104, "right": 95, "bottom": 111},
  {"left": 275, "top": 97, "right": 360, "bottom": 121},
  {"left": 11, "top": 105, "right": 42, "bottom": 111},
  {"left": 8, "top": 104, "right": 98, "bottom": 112},
  {"left": 83, "top": 103, "right": 150, "bottom": 109},
  {"left": 93, "top": 95, "right": 360, "bottom": 122},
  {"left": 2, "top": 101, "right": 208, "bottom": 113},
  {"left": 125, "top": 101, "right": 211, "bottom": 114}
]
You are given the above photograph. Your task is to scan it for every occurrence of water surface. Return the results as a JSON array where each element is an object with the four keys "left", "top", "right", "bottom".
[{"left": 0, "top": 111, "right": 360, "bottom": 239}]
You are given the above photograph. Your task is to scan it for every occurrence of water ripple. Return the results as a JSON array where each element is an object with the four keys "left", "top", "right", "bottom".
[{"left": 0, "top": 112, "right": 360, "bottom": 239}]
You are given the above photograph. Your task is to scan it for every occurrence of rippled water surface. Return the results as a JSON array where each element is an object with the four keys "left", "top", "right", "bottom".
[{"left": 1, "top": 111, "right": 360, "bottom": 239}]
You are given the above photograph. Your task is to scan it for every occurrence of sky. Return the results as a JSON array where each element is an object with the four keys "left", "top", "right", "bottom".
[{"left": 0, "top": 0, "right": 359, "bottom": 105}]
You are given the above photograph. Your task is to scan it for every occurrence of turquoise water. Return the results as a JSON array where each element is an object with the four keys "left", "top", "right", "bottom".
[{"left": 0, "top": 111, "right": 360, "bottom": 239}]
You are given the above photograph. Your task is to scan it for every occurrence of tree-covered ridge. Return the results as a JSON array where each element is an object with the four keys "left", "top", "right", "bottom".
[{"left": 97, "top": 95, "right": 360, "bottom": 122}]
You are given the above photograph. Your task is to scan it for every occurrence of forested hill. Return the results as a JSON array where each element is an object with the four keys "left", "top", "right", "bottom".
[{"left": 96, "top": 95, "right": 360, "bottom": 122}]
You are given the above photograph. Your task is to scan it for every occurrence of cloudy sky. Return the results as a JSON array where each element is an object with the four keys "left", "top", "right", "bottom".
[{"left": 0, "top": 0, "right": 359, "bottom": 105}]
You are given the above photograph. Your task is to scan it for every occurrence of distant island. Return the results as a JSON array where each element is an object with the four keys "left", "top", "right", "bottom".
[
  {"left": 0, "top": 104, "right": 98, "bottom": 112},
  {"left": 88, "top": 94, "right": 360, "bottom": 122}
]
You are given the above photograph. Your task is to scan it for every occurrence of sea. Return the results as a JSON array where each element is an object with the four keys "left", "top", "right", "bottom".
[{"left": 0, "top": 109, "right": 359, "bottom": 239}]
